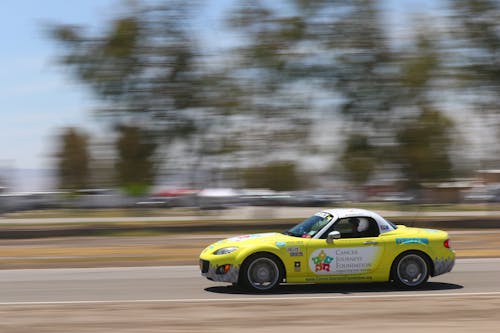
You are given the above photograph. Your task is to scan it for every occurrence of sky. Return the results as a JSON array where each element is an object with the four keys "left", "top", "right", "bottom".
[
  {"left": 0, "top": 1, "right": 114, "bottom": 171},
  {"left": 0, "top": 0, "right": 238, "bottom": 173},
  {"left": 0, "top": 0, "right": 446, "bottom": 191}
]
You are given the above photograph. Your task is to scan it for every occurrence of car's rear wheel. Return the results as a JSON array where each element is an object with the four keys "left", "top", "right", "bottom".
[
  {"left": 241, "top": 253, "right": 282, "bottom": 292},
  {"left": 393, "top": 252, "right": 429, "bottom": 288}
]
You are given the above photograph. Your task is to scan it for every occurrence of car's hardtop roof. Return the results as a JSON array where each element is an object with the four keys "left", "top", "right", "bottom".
[
  {"left": 315, "top": 208, "right": 396, "bottom": 234},
  {"left": 319, "top": 208, "right": 382, "bottom": 220}
]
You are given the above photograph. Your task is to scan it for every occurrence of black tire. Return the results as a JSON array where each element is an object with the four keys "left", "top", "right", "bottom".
[
  {"left": 240, "top": 253, "right": 283, "bottom": 292},
  {"left": 392, "top": 251, "right": 430, "bottom": 288}
]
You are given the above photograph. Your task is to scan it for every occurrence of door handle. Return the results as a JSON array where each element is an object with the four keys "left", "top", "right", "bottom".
[{"left": 364, "top": 241, "right": 378, "bottom": 245}]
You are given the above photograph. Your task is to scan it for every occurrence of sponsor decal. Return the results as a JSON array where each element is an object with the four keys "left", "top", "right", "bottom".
[
  {"left": 287, "top": 247, "right": 304, "bottom": 257},
  {"left": 396, "top": 238, "right": 429, "bottom": 245},
  {"left": 425, "top": 229, "right": 440, "bottom": 233},
  {"left": 314, "top": 212, "right": 333, "bottom": 222},
  {"left": 315, "top": 212, "right": 330, "bottom": 218},
  {"left": 309, "top": 247, "right": 379, "bottom": 275},
  {"left": 294, "top": 261, "right": 301, "bottom": 272},
  {"left": 276, "top": 241, "right": 286, "bottom": 247},
  {"left": 305, "top": 275, "right": 373, "bottom": 282},
  {"left": 287, "top": 241, "right": 304, "bottom": 246}
]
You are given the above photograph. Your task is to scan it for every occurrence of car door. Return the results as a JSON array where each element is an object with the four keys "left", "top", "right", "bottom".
[{"left": 305, "top": 216, "right": 385, "bottom": 282}]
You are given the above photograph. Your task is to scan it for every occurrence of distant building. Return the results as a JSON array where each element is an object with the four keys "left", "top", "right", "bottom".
[
  {"left": 477, "top": 170, "right": 500, "bottom": 184},
  {"left": 421, "top": 181, "right": 473, "bottom": 204}
]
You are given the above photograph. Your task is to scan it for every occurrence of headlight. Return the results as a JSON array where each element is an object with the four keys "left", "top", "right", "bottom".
[{"left": 213, "top": 247, "right": 238, "bottom": 255}]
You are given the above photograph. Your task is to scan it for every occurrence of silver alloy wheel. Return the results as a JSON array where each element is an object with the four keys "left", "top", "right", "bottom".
[
  {"left": 396, "top": 254, "right": 428, "bottom": 287},
  {"left": 246, "top": 257, "right": 280, "bottom": 291}
]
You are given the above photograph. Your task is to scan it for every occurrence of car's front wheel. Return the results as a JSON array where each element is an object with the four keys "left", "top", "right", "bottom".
[
  {"left": 392, "top": 251, "right": 429, "bottom": 288},
  {"left": 241, "top": 253, "right": 282, "bottom": 292}
]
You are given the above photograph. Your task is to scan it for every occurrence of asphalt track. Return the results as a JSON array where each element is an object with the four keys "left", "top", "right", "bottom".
[
  {"left": 0, "top": 258, "right": 498, "bottom": 303},
  {"left": 1, "top": 259, "right": 499, "bottom": 332}
]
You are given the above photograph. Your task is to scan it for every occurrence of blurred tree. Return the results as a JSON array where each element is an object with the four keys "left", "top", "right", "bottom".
[
  {"left": 50, "top": 2, "right": 200, "bottom": 138},
  {"left": 49, "top": 0, "right": 463, "bottom": 192},
  {"left": 328, "top": 1, "right": 397, "bottom": 127},
  {"left": 340, "top": 134, "right": 376, "bottom": 186},
  {"left": 87, "top": 140, "right": 117, "bottom": 188},
  {"left": 399, "top": 33, "right": 440, "bottom": 105},
  {"left": 395, "top": 31, "right": 456, "bottom": 187},
  {"left": 331, "top": 10, "right": 456, "bottom": 187},
  {"left": 396, "top": 108, "right": 454, "bottom": 187},
  {"left": 242, "top": 161, "right": 302, "bottom": 191},
  {"left": 450, "top": 0, "right": 500, "bottom": 90},
  {"left": 51, "top": 0, "right": 234, "bottom": 185},
  {"left": 115, "top": 125, "right": 156, "bottom": 195},
  {"left": 56, "top": 128, "right": 90, "bottom": 190},
  {"left": 226, "top": 1, "right": 314, "bottom": 163},
  {"left": 299, "top": 0, "right": 399, "bottom": 184},
  {"left": 226, "top": 0, "right": 401, "bottom": 188},
  {"left": 226, "top": 0, "right": 459, "bottom": 189},
  {"left": 449, "top": 0, "right": 500, "bottom": 163},
  {"left": 50, "top": 1, "right": 282, "bottom": 189}
]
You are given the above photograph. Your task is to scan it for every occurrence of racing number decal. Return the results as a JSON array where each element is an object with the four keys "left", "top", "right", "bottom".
[{"left": 309, "top": 247, "right": 380, "bottom": 275}]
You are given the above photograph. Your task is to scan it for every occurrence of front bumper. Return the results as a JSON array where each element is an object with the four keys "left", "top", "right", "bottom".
[{"left": 200, "top": 259, "right": 240, "bottom": 283}]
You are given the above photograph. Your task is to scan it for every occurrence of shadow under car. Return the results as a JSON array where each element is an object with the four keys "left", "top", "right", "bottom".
[{"left": 205, "top": 281, "right": 463, "bottom": 295}]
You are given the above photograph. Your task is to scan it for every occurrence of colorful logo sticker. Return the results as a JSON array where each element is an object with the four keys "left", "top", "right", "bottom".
[
  {"left": 396, "top": 238, "right": 429, "bottom": 245},
  {"left": 276, "top": 241, "right": 286, "bottom": 247},
  {"left": 312, "top": 250, "right": 334, "bottom": 272}
]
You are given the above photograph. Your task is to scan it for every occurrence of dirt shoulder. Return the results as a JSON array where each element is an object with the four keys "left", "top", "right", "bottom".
[{"left": 1, "top": 296, "right": 499, "bottom": 333}]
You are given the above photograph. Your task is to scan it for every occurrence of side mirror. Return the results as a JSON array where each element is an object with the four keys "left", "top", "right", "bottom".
[{"left": 326, "top": 231, "right": 341, "bottom": 244}]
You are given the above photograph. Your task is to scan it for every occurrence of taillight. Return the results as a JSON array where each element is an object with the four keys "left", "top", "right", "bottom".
[{"left": 444, "top": 239, "right": 450, "bottom": 248}]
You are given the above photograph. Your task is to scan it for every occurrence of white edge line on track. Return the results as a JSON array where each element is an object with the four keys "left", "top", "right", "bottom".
[{"left": 2, "top": 291, "right": 500, "bottom": 306}]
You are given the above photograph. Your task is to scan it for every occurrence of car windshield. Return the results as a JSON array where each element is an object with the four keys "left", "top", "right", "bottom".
[{"left": 284, "top": 212, "right": 334, "bottom": 238}]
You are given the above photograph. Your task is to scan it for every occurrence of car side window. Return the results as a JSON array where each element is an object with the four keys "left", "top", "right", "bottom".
[{"left": 321, "top": 216, "right": 380, "bottom": 239}]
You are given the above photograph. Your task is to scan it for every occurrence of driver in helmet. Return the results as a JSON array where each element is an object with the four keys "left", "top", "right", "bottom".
[{"left": 349, "top": 217, "right": 369, "bottom": 238}]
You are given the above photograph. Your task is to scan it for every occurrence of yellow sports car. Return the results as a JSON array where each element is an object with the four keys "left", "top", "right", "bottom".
[{"left": 199, "top": 208, "right": 455, "bottom": 291}]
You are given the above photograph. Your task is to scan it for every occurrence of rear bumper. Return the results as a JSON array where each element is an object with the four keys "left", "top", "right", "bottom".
[{"left": 433, "top": 252, "right": 455, "bottom": 276}]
